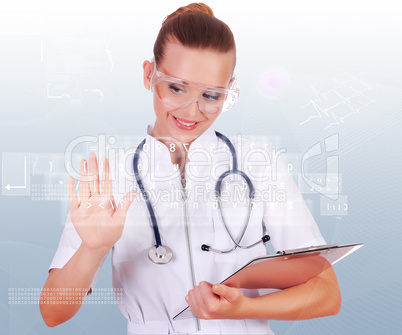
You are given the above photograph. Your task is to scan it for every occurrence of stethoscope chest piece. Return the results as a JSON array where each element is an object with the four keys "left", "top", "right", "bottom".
[{"left": 148, "top": 245, "right": 173, "bottom": 264}]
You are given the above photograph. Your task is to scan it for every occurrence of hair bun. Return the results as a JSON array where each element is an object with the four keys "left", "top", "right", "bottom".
[
  {"left": 163, "top": 2, "right": 214, "bottom": 25},
  {"left": 154, "top": 2, "right": 235, "bottom": 66}
]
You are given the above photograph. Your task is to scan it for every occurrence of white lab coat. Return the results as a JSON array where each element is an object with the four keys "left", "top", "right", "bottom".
[{"left": 49, "top": 122, "right": 326, "bottom": 334}]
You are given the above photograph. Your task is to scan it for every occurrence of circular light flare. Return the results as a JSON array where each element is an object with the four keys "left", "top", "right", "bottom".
[{"left": 255, "top": 68, "right": 290, "bottom": 100}]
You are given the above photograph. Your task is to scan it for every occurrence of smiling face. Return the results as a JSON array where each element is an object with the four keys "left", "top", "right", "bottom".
[{"left": 143, "top": 40, "right": 235, "bottom": 145}]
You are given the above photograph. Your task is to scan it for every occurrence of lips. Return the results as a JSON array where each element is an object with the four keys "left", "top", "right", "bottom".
[{"left": 171, "top": 115, "right": 201, "bottom": 131}]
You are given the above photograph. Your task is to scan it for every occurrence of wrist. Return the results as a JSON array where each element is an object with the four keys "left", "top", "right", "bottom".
[
  {"left": 79, "top": 243, "right": 110, "bottom": 260},
  {"left": 238, "top": 296, "right": 254, "bottom": 319}
]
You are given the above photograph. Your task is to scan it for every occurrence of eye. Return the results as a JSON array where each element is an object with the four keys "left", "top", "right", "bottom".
[
  {"left": 168, "top": 84, "right": 185, "bottom": 94},
  {"left": 202, "top": 92, "right": 221, "bottom": 101}
]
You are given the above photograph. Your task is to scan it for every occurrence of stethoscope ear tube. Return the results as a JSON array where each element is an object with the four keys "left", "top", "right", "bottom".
[
  {"left": 201, "top": 235, "right": 270, "bottom": 254},
  {"left": 206, "top": 132, "right": 268, "bottom": 254},
  {"left": 215, "top": 170, "right": 255, "bottom": 199}
]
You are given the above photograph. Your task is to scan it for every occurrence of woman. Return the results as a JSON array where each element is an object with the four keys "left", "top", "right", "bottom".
[{"left": 40, "top": 3, "right": 341, "bottom": 334}]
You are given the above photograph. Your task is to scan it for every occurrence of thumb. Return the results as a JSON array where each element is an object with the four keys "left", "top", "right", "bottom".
[
  {"left": 212, "top": 284, "right": 239, "bottom": 303},
  {"left": 114, "top": 191, "right": 137, "bottom": 217}
]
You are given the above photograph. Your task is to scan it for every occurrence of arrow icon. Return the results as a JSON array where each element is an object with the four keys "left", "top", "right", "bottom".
[{"left": 5, "top": 156, "right": 27, "bottom": 191}]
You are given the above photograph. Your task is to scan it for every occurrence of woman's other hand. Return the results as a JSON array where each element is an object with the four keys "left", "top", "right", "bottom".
[{"left": 185, "top": 281, "right": 250, "bottom": 320}]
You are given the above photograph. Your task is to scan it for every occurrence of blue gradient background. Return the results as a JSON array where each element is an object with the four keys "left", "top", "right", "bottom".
[{"left": 0, "top": 0, "right": 401, "bottom": 334}]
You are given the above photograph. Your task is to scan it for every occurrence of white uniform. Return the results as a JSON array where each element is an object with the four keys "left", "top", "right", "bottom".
[{"left": 49, "top": 122, "right": 325, "bottom": 334}]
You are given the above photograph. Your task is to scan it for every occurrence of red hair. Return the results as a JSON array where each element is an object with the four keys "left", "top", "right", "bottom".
[{"left": 153, "top": 3, "right": 236, "bottom": 65}]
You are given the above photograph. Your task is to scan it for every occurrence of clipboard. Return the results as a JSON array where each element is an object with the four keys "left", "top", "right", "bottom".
[{"left": 173, "top": 242, "right": 363, "bottom": 320}]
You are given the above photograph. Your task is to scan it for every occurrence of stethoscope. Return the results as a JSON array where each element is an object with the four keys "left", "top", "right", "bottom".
[{"left": 133, "top": 131, "right": 270, "bottom": 264}]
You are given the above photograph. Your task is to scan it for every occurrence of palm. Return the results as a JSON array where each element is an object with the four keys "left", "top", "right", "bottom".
[{"left": 67, "top": 152, "right": 136, "bottom": 250}]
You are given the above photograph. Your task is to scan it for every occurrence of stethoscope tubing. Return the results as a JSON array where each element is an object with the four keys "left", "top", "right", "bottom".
[
  {"left": 133, "top": 139, "right": 163, "bottom": 248},
  {"left": 133, "top": 131, "right": 270, "bottom": 262}
]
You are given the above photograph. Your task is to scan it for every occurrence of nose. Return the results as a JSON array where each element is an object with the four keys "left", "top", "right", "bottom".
[{"left": 181, "top": 98, "right": 204, "bottom": 118}]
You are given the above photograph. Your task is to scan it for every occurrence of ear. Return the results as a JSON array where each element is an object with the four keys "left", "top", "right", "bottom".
[{"left": 143, "top": 60, "right": 153, "bottom": 90}]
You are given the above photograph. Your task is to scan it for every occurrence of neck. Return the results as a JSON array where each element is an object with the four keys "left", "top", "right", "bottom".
[{"left": 151, "top": 127, "right": 193, "bottom": 179}]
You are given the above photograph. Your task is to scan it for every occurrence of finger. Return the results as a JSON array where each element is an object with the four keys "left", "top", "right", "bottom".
[
  {"left": 100, "top": 156, "right": 113, "bottom": 198},
  {"left": 185, "top": 289, "right": 203, "bottom": 316},
  {"left": 188, "top": 283, "right": 210, "bottom": 307},
  {"left": 67, "top": 176, "right": 79, "bottom": 209},
  {"left": 88, "top": 152, "right": 100, "bottom": 197},
  {"left": 198, "top": 281, "right": 218, "bottom": 307},
  {"left": 189, "top": 283, "right": 215, "bottom": 319},
  {"left": 198, "top": 281, "right": 214, "bottom": 300},
  {"left": 79, "top": 159, "right": 91, "bottom": 201},
  {"left": 114, "top": 191, "right": 137, "bottom": 218},
  {"left": 212, "top": 284, "right": 239, "bottom": 303}
]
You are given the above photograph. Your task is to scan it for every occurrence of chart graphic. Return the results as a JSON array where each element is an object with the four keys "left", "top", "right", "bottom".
[{"left": 300, "top": 72, "right": 375, "bottom": 130}]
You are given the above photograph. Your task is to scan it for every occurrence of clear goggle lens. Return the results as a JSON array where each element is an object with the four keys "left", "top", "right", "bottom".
[{"left": 150, "top": 65, "right": 239, "bottom": 114}]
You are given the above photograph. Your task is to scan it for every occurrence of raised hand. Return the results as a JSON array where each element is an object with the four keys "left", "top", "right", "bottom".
[{"left": 67, "top": 152, "right": 136, "bottom": 252}]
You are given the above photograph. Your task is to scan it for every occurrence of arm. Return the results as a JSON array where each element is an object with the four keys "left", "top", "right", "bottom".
[
  {"left": 40, "top": 245, "right": 109, "bottom": 327},
  {"left": 186, "top": 141, "right": 341, "bottom": 320},
  {"left": 40, "top": 153, "right": 136, "bottom": 327},
  {"left": 186, "top": 266, "right": 341, "bottom": 320}
]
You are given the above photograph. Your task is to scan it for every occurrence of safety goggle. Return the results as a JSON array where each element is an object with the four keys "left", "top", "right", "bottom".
[{"left": 149, "top": 62, "right": 240, "bottom": 114}]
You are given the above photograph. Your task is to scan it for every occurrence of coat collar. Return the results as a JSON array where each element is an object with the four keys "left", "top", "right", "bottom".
[
  {"left": 144, "top": 122, "right": 219, "bottom": 161},
  {"left": 127, "top": 122, "right": 237, "bottom": 191}
]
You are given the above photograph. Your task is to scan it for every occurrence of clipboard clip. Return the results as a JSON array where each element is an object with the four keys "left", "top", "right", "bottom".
[{"left": 277, "top": 244, "right": 338, "bottom": 255}]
